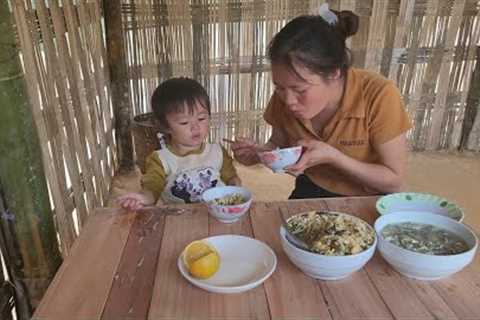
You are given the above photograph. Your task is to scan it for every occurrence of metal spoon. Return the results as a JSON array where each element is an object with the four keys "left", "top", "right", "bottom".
[{"left": 279, "top": 208, "right": 310, "bottom": 252}]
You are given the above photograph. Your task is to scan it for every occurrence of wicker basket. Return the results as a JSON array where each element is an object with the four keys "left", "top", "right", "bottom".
[{"left": 132, "top": 113, "right": 161, "bottom": 173}]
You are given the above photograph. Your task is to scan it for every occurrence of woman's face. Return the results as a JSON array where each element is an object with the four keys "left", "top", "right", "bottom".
[{"left": 271, "top": 62, "right": 343, "bottom": 120}]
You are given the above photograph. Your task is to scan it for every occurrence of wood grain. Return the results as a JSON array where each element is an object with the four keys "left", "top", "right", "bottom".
[
  {"left": 207, "top": 205, "right": 270, "bottom": 319},
  {"left": 251, "top": 202, "right": 332, "bottom": 319},
  {"left": 101, "top": 211, "right": 166, "bottom": 319},
  {"left": 147, "top": 206, "right": 210, "bottom": 319},
  {"left": 430, "top": 256, "right": 480, "bottom": 319},
  {"left": 33, "top": 212, "right": 135, "bottom": 320},
  {"left": 32, "top": 199, "right": 480, "bottom": 320}
]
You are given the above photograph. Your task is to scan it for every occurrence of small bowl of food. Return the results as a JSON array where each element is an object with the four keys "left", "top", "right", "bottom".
[
  {"left": 375, "top": 211, "right": 478, "bottom": 280},
  {"left": 201, "top": 186, "right": 252, "bottom": 223},
  {"left": 258, "top": 146, "right": 302, "bottom": 173},
  {"left": 280, "top": 211, "right": 377, "bottom": 280},
  {"left": 376, "top": 192, "right": 464, "bottom": 222}
]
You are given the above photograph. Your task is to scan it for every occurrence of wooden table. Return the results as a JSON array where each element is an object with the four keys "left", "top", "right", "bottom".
[{"left": 33, "top": 197, "right": 480, "bottom": 320}]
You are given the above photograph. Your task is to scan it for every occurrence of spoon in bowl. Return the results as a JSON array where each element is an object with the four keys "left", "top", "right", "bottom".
[{"left": 279, "top": 207, "right": 310, "bottom": 252}]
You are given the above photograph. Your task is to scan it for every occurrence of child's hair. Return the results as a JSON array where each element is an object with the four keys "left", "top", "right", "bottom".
[
  {"left": 151, "top": 77, "right": 211, "bottom": 132},
  {"left": 268, "top": 10, "right": 359, "bottom": 80}
]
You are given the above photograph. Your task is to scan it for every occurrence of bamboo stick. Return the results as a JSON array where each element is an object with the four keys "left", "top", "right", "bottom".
[
  {"left": 0, "top": 0, "right": 62, "bottom": 311},
  {"left": 462, "top": 46, "right": 480, "bottom": 151},
  {"left": 104, "top": 0, "right": 135, "bottom": 172}
]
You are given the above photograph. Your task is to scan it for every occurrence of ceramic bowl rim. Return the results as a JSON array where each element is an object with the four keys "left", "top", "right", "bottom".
[
  {"left": 201, "top": 185, "right": 253, "bottom": 207},
  {"left": 257, "top": 145, "right": 302, "bottom": 156},
  {"left": 375, "top": 192, "right": 465, "bottom": 222}
]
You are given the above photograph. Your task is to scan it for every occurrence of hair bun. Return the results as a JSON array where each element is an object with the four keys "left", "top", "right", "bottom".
[{"left": 332, "top": 10, "right": 359, "bottom": 38}]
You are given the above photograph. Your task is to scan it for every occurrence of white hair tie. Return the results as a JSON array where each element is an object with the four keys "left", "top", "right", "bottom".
[
  {"left": 157, "top": 132, "right": 166, "bottom": 149},
  {"left": 316, "top": 3, "right": 338, "bottom": 25}
]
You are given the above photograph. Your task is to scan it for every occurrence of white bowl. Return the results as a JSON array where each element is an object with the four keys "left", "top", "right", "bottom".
[
  {"left": 375, "top": 211, "right": 478, "bottom": 280},
  {"left": 258, "top": 146, "right": 302, "bottom": 173},
  {"left": 376, "top": 192, "right": 464, "bottom": 222},
  {"left": 280, "top": 213, "right": 377, "bottom": 280},
  {"left": 201, "top": 186, "right": 252, "bottom": 223}
]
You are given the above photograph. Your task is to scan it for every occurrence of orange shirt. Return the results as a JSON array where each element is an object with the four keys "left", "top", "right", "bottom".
[{"left": 264, "top": 68, "right": 411, "bottom": 196}]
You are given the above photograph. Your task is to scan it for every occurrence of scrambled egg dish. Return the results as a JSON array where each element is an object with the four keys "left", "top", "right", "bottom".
[{"left": 287, "top": 211, "right": 375, "bottom": 256}]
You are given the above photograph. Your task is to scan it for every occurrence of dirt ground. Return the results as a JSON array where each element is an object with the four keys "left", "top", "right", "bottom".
[{"left": 109, "top": 152, "right": 480, "bottom": 230}]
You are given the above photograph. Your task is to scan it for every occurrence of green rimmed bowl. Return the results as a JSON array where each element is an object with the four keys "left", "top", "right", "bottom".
[{"left": 376, "top": 192, "right": 464, "bottom": 222}]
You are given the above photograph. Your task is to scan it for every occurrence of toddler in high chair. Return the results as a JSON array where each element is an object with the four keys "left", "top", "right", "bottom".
[{"left": 117, "top": 77, "right": 241, "bottom": 210}]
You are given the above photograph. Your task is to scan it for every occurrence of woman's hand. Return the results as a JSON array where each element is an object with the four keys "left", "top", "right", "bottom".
[
  {"left": 286, "top": 135, "right": 408, "bottom": 194},
  {"left": 116, "top": 192, "right": 153, "bottom": 211},
  {"left": 229, "top": 137, "right": 267, "bottom": 166},
  {"left": 285, "top": 139, "right": 339, "bottom": 175}
]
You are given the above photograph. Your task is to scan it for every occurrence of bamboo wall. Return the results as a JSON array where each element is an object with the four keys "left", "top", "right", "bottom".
[
  {"left": 122, "top": 0, "right": 480, "bottom": 151},
  {"left": 9, "top": 0, "right": 116, "bottom": 255},
  {"left": 1, "top": 0, "right": 479, "bottom": 315},
  {"left": 3, "top": 0, "right": 479, "bottom": 260}
]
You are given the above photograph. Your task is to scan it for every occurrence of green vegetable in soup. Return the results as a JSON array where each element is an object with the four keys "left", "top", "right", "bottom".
[{"left": 381, "top": 222, "right": 469, "bottom": 255}]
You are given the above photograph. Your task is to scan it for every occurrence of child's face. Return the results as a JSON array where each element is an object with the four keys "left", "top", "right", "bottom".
[{"left": 165, "top": 103, "right": 210, "bottom": 150}]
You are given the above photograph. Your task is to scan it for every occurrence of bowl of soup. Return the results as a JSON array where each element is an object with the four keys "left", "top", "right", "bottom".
[
  {"left": 374, "top": 211, "right": 478, "bottom": 280},
  {"left": 201, "top": 186, "right": 252, "bottom": 223}
]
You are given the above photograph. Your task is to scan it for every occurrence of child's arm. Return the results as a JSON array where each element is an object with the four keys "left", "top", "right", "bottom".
[
  {"left": 220, "top": 146, "right": 242, "bottom": 186},
  {"left": 118, "top": 151, "right": 167, "bottom": 211},
  {"left": 116, "top": 189, "right": 156, "bottom": 211},
  {"left": 227, "top": 175, "right": 241, "bottom": 186}
]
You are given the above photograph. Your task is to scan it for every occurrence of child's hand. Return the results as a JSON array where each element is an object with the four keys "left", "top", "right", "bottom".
[{"left": 116, "top": 192, "right": 151, "bottom": 211}]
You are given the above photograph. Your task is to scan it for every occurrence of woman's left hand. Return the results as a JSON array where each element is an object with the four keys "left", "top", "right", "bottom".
[{"left": 285, "top": 139, "right": 339, "bottom": 175}]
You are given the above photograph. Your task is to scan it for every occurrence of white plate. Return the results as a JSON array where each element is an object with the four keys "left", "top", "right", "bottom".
[{"left": 178, "top": 235, "right": 277, "bottom": 294}]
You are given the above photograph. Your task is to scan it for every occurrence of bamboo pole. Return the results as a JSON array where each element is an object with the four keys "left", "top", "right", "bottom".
[
  {"left": 0, "top": 1, "right": 62, "bottom": 309},
  {"left": 104, "top": 0, "right": 135, "bottom": 171},
  {"left": 0, "top": 186, "right": 31, "bottom": 320},
  {"left": 461, "top": 46, "right": 480, "bottom": 151}
]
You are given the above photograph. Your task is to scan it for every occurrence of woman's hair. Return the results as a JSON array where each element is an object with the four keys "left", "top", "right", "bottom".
[
  {"left": 151, "top": 77, "right": 210, "bottom": 131},
  {"left": 268, "top": 10, "right": 359, "bottom": 80}
]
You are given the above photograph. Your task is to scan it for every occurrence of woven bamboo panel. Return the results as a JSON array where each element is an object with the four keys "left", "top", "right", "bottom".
[
  {"left": 7, "top": 0, "right": 480, "bottom": 255},
  {"left": 11, "top": 0, "right": 115, "bottom": 256},
  {"left": 122, "top": 0, "right": 480, "bottom": 153}
]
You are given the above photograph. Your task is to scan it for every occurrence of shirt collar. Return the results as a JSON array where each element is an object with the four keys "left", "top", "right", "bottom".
[{"left": 166, "top": 142, "right": 205, "bottom": 156}]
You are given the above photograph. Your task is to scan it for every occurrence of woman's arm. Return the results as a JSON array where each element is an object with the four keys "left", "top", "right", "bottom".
[
  {"left": 287, "top": 134, "right": 408, "bottom": 193},
  {"left": 335, "top": 134, "right": 407, "bottom": 193},
  {"left": 227, "top": 176, "right": 242, "bottom": 186}
]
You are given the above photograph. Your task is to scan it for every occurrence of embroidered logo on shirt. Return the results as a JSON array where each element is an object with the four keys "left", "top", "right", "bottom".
[{"left": 339, "top": 139, "right": 365, "bottom": 146}]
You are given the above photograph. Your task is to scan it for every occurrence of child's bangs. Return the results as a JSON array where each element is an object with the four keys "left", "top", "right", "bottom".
[{"left": 177, "top": 97, "right": 210, "bottom": 115}]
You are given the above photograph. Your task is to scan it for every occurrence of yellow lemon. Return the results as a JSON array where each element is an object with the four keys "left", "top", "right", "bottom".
[
  {"left": 189, "top": 252, "right": 220, "bottom": 279},
  {"left": 182, "top": 240, "right": 220, "bottom": 279}
]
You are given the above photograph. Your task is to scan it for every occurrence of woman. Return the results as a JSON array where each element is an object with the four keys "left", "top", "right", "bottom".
[{"left": 231, "top": 7, "right": 411, "bottom": 199}]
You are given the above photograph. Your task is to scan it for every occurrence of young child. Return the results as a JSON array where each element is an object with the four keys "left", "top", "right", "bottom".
[{"left": 117, "top": 77, "right": 241, "bottom": 210}]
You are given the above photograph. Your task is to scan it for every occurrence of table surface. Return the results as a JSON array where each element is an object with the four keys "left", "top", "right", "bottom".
[{"left": 33, "top": 197, "right": 480, "bottom": 320}]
